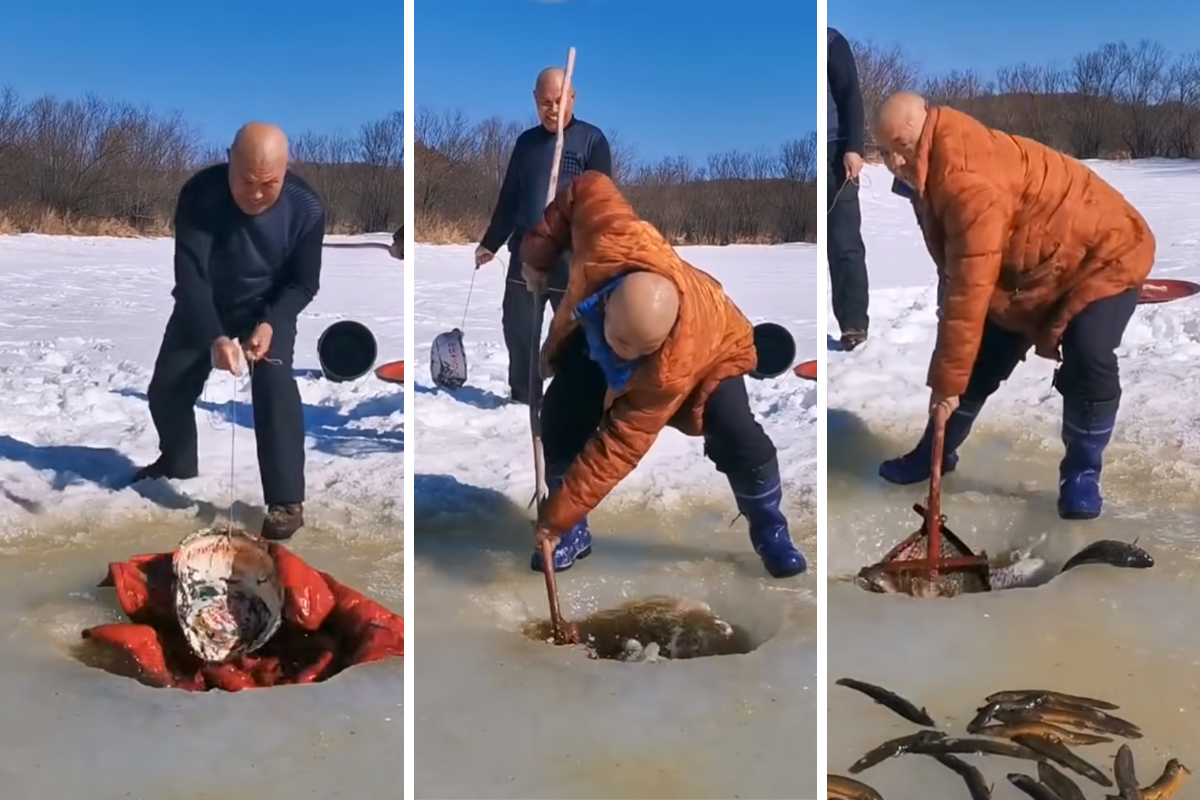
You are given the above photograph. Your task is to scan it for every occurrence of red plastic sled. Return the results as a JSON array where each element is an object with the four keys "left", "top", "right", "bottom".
[
  {"left": 375, "top": 360, "right": 405, "bottom": 384},
  {"left": 794, "top": 359, "right": 818, "bottom": 380},
  {"left": 80, "top": 544, "right": 404, "bottom": 692},
  {"left": 1138, "top": 279, "right": 1200, "bottom": 305}
]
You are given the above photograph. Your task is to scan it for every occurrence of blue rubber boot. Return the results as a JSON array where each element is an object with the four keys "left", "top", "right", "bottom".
[
  {"left": 1058, "top": 397, "right": 1119, "bottom": 521},
  {"left": 727, "top": 457, "right": 807, "bottom": 578},
  {"left": 878, "top": 398, "right": 984, "bottom": 485},
  {"left": 529, "top": 474, "right": 593, "bottom": 573}
]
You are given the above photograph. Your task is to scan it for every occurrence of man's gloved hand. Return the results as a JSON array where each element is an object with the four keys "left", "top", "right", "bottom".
[
  {"left": 211, "top": 336, "right": 245, "bottom": 375},
  {"left": 534, "top": 524, "right": 560, "bottom": 553},
  {"left": 929, "top": 392, "right": 960, "bottom": 419},
  {"left": 474, "top": 244, "right": 494, "bottom": 268}
]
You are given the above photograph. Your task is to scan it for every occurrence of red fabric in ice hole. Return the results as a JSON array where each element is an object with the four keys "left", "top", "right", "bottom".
[{"left": 81, "top": 543, "right": 403, "bottom": 692}]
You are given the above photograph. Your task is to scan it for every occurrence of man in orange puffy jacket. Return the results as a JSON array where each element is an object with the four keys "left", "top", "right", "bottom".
[
  {"left": 518, "top": 171, "right": 807, "bottom": 579},
  {"left": 874, "top": 92, "right": 1154, "bottom": 520}
]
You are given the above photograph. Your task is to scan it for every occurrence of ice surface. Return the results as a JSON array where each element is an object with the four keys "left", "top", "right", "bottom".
[
  {"left": 0, "top": 233, "right": 403, "bottom": 797},
  {"left": 828, "top": 161, "right": 1200, "bottom": 800},
  {"left": 413, "top": 243, "right": 819, "bottom": 798}
]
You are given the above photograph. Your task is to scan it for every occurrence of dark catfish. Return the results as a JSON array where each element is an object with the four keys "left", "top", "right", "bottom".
[
  {"left": 1012, "top": 734, "right": 1111, "bottom": 787},
  {"left": 827, "top": 774, "right": 885, "bottom": 800},
  {"left": 1140, "top": 759, "right": 1192, "bottom": 800},
  {"left": 1114, "top": 743, "right": 1141, "bottom": 798},
  {"left": 835, "top": 677, "right": 937, "bottom": 727},
  {"left": 975, "top": 720, "right": 1113, "bottom": 747},
  {"left": 1038, "top": 762, "right": 1087, "bottom": 800},
  {"left": 930, "top": 753, "right": 992, "bottom": 800},
  {"left": 985, "top": 689, "right": 1121, "bottom": 711},
  {"left": 911, "top": 736, "right": 1043, "bottom": 762},
  {"left": 1061, "top": 539, "right": 1154, "bottom": 572},
  {"left": 849, "top": 730, "right": 945, "bottom": 774},
  {"left": 1008, "top": 773, "right": 1067, "bottom": 800},
  {"left": 994, "top": 702, "right": 1142, "bottom": 739}
]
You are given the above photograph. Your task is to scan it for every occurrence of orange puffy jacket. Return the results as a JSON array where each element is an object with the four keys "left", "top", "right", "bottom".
[
  {"left": 910, "top": 106, "right": 1155, "bottom": 397},
  {"left": 520, "top": 172, "right": 758, "bottom": 534}
]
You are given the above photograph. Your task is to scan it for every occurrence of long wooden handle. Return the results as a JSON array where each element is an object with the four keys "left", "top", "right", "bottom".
[
  {"left": 528, "top": 46, "right": 577, "bottom": 512},
  {"left": 543, "top": 48, "right": 577, "bottom": 207},
  {"left": 540, "top": 539, "right": 567, "bottom": 643},
  {"left": 927, "top": 405, "right": 950, "bottom": 579}
]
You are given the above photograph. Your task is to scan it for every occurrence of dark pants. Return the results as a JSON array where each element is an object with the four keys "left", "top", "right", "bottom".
[
  {"left": 502, "top": 277, "right": 565, "bottom": 404},
  {"left": 827, "top": 141, "right": 870, "bottom": 333},
  {"left": 541, "top": 331, "right": 777, "bottom": 476},
  {"left": 147, "top": 307, "right": 306, "bottom": 505},
  {"left": 962, "top": 288, "right": 1139, "bottom": 405}
]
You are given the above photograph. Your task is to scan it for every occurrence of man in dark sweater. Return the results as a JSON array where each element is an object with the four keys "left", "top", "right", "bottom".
[
  {"left": 131, "top": 122, "right": 324, "bottom": 541},
  {"left": 828, "top": 27, "right": 871, "bottom": 351},
  {"left": 475, "top": 66, "right": 613, "bottom": 404}
]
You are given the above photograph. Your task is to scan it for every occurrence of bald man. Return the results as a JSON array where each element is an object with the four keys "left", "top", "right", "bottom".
[
  {"left": 873, "top": 92, "right": 1154, "bottom": 521},
  {"left": 476, "top": 66, "right": 613, "bottom": 405},
  {"left": 518, "top": 171, "right": 807, "bottom": 579},
  {"left": 130, "top": 122, "right": 326, "bottom": 540}
]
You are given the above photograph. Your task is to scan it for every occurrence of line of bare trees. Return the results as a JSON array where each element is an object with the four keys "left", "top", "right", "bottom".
[
  {"left": 415, "top": 107, "right": 817, "bottom": 246},
  {"left": 849, "top": 38, "right": 1200, "bottom": 160},
  {"left": 0, "top": 86, "right": 403, "bottom": 237}
]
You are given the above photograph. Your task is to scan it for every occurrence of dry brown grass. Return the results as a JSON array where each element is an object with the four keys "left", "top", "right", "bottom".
[
  {"left": 414, "top": 211, "right": 799, "bottom": 247},
  {"left": 0, "top": 208, "right": 384, "bottom": 239},
  {"left": 414, "top": 211, "right": 486, "bottom": 244},
  {"left": 0, "top": 208, "right": 172, "bottom": 238}
]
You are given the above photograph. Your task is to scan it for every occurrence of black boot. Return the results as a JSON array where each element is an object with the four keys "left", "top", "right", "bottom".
[{"left": 127, "top": 456, "right": 197, "bottom": 487}]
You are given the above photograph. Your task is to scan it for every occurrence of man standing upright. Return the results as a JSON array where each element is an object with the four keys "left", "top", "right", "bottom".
[
  {"left": 131, "top": 122, "right": 324, "bottom": 541},
  {"left": 828, "top": 27, "right": 870, "bottom": 351},
  {"left": 475, "top": 66, "right": 613, "bottom": 404}
]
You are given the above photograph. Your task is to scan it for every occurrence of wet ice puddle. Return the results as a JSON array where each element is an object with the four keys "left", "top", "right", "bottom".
[
  {"left": 827, "top": 414, "right": 1200, "bottom": 800},
  {"left": 0, "top": 512, "right": 403, "bottom": 799},
  {"left": 414, "top": 496, "right": 818, "bottom": 799}
]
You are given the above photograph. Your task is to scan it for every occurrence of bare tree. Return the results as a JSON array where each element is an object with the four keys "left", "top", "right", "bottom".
[
  {"left": 845, "top": 39, "right": 922, "bottom": 149},
  {"left": 414, "top": 107, "right": 818, "bottom": 246},
  {"left": 844, "top": 38, "right": 1200, "bottom": 162},
  {"left": 0, "top": 87, "right": 402, "bottom": 235}
]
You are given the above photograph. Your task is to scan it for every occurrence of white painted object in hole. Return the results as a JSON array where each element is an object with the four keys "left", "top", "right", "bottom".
[{"left": 173, "top": 525, "right": 284, "bottom": 663}]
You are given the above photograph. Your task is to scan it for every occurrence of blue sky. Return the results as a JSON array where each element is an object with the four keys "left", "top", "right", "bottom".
[
  {"left": 0, "top": 0, "right": 403, "bottom": 146},
  {"left": 831, "top": 0, "right": 1200, "bottom": 78},
  {"left": 417, "top": 0, "right": 818, "bottom": 161}
]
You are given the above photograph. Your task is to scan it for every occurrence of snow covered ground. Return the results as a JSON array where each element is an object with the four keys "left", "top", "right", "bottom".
[
  {"left": 0, "top": 233, "right": 406, "bottom": 528},
  {"left": 412, "top": 243, "right": 819, "bottom": 799},
  {"left": 828, "top": 161, "right": 1200, "bottom": 799},
  {"left": 0, "top": 234, "right": 404, "bottom": 798},
  {"left": 413, "top": 243, "right": 818, "bottom": 512}
]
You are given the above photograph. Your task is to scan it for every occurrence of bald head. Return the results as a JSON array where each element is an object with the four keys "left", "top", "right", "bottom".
[
  {"left": 604, "top": 272, "right": 680, "bottom": 360},
  {"left": 533, "top": 66, "right": 577, "bottom": 132},
  {"left": 874, "top": 92, "right": 928, "bottom": 185},
  {"left": 228, "top": 122, "right": 289, "bottom": 215}
]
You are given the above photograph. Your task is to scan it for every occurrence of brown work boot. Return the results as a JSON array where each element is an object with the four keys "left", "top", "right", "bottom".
[{"left": 261, "top": 503, "right": 305, "bottom": 541}]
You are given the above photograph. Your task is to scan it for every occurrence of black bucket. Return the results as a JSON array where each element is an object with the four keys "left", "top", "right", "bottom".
[
  {"left": 317, "top": 320, "right": 379, "bottom": 382},
  {"left": 750, "top": 322, "right": 796, "bottom": 380}
]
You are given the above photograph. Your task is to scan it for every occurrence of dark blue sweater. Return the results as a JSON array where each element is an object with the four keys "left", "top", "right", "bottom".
[
  {"left": 828, "top": 28, "right": 865, "bottom": 155},
  {"left": 480, "top": 117, "right": 612, "bottom": 289},
  {"left": 171, "top": 163, "right": 325, "bottom": 346}
]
